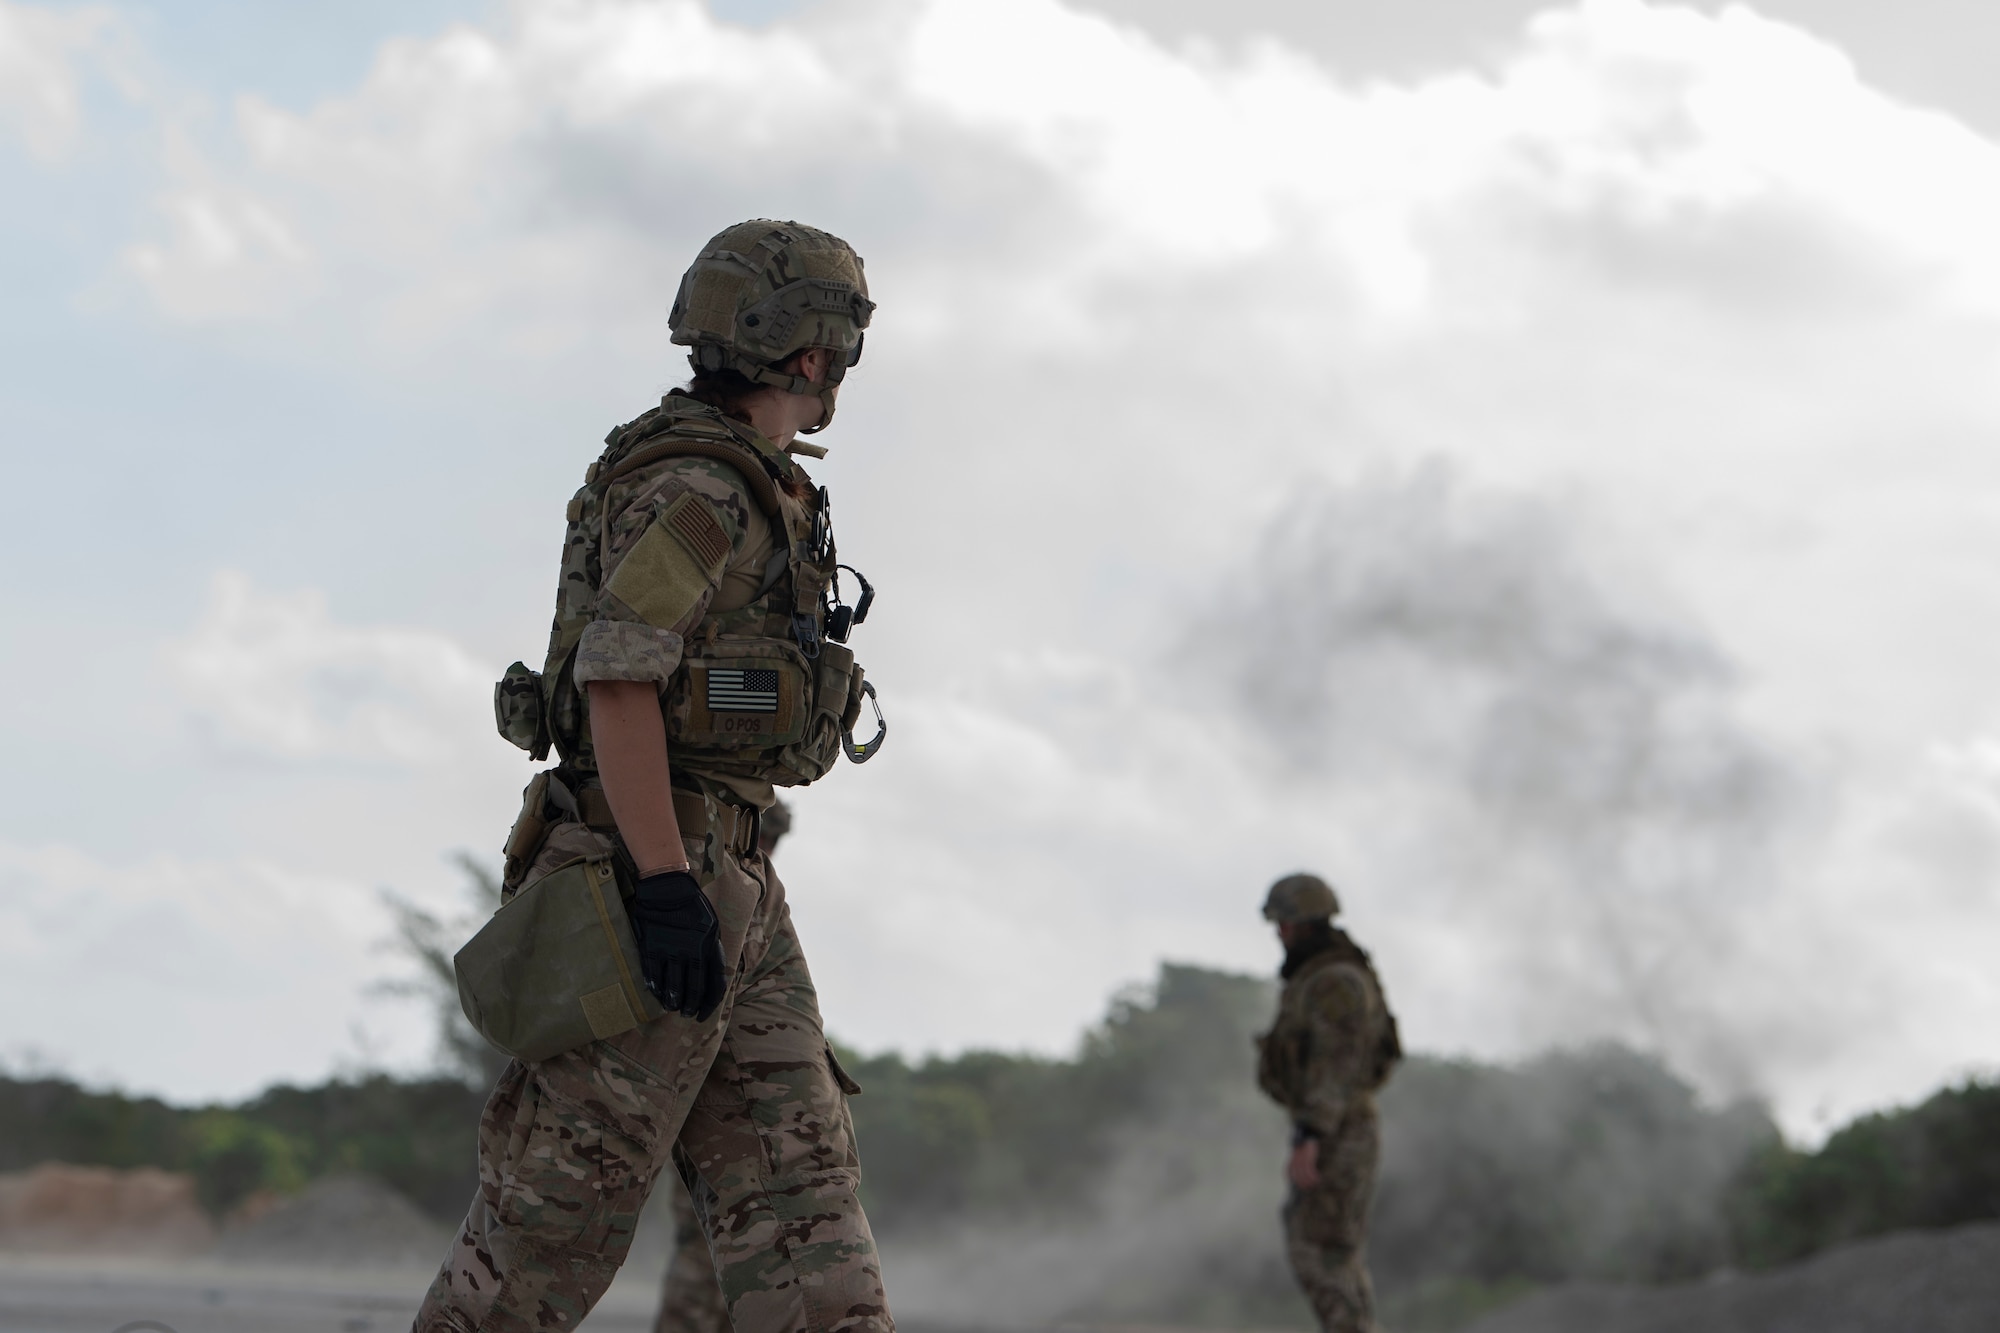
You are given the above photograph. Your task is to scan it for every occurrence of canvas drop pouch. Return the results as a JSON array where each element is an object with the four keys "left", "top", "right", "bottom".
[{"left": 455, "top": 856, "right": 664, "bottom": 1063}]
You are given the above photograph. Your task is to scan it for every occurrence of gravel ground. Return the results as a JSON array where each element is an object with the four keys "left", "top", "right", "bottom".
[{"left": 1461, "top": 1221, "right": 2000, "bottom": 1333}]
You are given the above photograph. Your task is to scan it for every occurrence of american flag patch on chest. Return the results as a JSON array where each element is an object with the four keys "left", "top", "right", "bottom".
[{"left": 707, "top": 668, "right": 780, "bottom": 713}]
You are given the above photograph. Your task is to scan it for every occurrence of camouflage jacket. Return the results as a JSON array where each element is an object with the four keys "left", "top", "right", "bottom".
[
  {"left": 533, "top": 393, "right": 865, "bottom": 806},
  {"left": 1256, "top": 932, "right": 1400, "bottom": 1139}
]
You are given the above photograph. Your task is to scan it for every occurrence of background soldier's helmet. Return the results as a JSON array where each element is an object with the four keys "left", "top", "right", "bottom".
[
  {"left": 759, "top": 797, "right": 794, "bottom": 855},
  {"left": 669, "top": 219, "right": 874, "bottom": 434},
  {"left": 1262, "top": 873, "right": 1341, "bottom": 923}
]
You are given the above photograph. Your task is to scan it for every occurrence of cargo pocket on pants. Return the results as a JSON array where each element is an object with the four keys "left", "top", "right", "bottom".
[
  {"left": 823, "top": 1044, "right": 863, "bottom": 1174},
  {"left": 498, "top": 1095, "right": 650, "bottom": 1256},
  {"left": 825, "top": 1044, "right": 863, "bottom": 1097},
  {"left": 499, "top": 1107, "right": 604, "bottom": 1251}
]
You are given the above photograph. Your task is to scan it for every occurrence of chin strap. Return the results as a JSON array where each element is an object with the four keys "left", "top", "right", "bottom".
[
  {"left": 689, "top": 344, "right": 843, "bottom": 434},
  {"left": 798, "top": 398, "right": 836, "bottom": 435}
]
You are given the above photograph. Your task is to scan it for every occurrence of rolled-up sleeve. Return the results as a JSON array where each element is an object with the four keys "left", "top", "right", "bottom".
[{"left": 572, "top": 620, "right": 684, "bottom": 686}]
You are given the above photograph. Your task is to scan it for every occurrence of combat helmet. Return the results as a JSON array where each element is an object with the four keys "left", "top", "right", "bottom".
[
  {"left": 760, "top": 796, "right": 794, "bottom": 852},
  {"left": 669, "top": 219, "right": 874, "bottom": 434},
  {"left": 1262, "top": 872, "right": 1341, "bottom": 923}
]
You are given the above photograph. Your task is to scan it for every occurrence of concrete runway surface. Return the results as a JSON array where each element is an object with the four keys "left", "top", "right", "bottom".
[
  {"left": 1460, "top": 1221, "right": 2000, "bottom": 1333},
  {"left": 0, "top": 1255, "right": 661, "bottom": 1333},
  {"left": 7, "top": 1222, "right": 1995, "bottom": 1333}
]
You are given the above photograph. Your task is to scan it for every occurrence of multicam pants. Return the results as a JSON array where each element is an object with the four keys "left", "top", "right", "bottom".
[
  {"left": 654, "top": 1163, "right": 729, "bottom": 1333},
  {"left": 1283, "top": 1098, "right": 1381, "bottom": 1333},
  {"left": 414, "top": 807, "right": 892, "bottom": 1333}
]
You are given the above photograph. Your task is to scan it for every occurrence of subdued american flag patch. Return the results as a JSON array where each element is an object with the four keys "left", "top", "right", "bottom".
[
  {"left": 707, "top": 668, "right": 779, "bottom": 713},
  {"left": 665, "top": 493, "right": 731, "bottom": 573}
]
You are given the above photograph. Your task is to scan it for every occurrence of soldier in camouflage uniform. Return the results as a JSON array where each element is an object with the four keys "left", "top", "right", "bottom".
[
  {"left": 652, "top": 799, "right": 792, "bottom": 1333},
  {"left": 417, "top": 224, "right": 891, "bottom": 1333},
  {"left": 1255, "top": 874, "right": 1401, "bottom": 1333}
]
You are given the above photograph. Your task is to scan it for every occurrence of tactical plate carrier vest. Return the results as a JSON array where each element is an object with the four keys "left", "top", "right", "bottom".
[
  {"left": 495, "top": 397, "right": 879, "bottom": 791},
  {"left": 1258, "top": 938, "right": 1403, "bottom": 1111}
]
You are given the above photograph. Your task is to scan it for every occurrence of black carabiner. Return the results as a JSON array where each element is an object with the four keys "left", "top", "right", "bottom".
[{"left": 842, "top": 681, "right": 886, "bottom": 763}]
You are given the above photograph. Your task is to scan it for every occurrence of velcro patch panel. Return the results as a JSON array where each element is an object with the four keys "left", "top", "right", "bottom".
[
  {"left": 605, "top": 498, "right": 729, "bottom": 632},
  {"left": 664, "top": 492, "right": 731, "bottom": 574}
]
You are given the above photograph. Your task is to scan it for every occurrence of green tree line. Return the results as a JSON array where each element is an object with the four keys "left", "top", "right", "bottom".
[
  {"left": 1727, "top": 1078, "right": 2000, "bottom": 1267},
  {"left": 0, "top": 1071, "right": 485, "bottom": 1219},
  {"left": 2, "top": 961, "right": 1993, "bottom": 1327}
]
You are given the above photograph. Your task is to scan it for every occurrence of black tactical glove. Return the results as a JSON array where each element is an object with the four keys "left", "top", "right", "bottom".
[{"left": 628, "top": 870, "right": 726, "bottom": 1021}]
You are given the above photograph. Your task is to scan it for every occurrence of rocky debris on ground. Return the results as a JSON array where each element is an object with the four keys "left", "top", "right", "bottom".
[
  {"left": 0, "top": 1162, "right": 213, "bottom": 1255},
  {"left": 1462, "top": 1220, "right": 2000, "bottom": 1333},
  {"left": 213, "top": 1173, "right": 451, "bottom": 1266}
]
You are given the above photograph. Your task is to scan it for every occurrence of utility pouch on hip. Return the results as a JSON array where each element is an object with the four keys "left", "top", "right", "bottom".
[
  {"left": 500, "top": 771, "right": 554, "bottom": 894},
  {"left": 494, "top": 661, "right": 551, "bottom": 760},
  {"left": 454, "top": 855, "right": 664, "bottom": 1063}
]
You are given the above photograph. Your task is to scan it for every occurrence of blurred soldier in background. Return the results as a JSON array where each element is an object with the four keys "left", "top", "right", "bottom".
[
  {"left": 1256, "top": 874, "right": 1402, "bottom": 1333},
  {"left": 654, "top": 798, "right": 791, "bottom": 1333}
]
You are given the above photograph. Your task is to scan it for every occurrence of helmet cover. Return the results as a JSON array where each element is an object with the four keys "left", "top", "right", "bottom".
[
  {"left": 760, "top": 797, "right": 794, "bottom": 851},
  {"left": 669, "top": 220, "right": 874, "bottom": 433},
  {"left": 1262, "top": 873, "right": 1342, "bottom": 923}
]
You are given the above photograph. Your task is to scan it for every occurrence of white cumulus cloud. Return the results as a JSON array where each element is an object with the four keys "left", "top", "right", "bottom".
[
  {"left": 0, "top": 836, "right": 431, "bottom": 1100},
  {"left": 0, "top": 0, "right": 121, "bottom": 160},
  {"left": 112, "top": 0, "right": 2000, "bottom": 340},
  {"left": 164, "top": 570, "right": 495, "bottom": 766}
]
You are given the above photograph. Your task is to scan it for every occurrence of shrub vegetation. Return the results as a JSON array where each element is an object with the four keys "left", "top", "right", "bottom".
[{"left": 4, "top": 962, "right": 1993, "bottom": 1329}]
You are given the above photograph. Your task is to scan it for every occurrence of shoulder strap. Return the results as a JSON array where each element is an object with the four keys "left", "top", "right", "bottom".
[
  {"left": 602, "top": 428, "right": 815, "bottom": 598},
  {"left": 595, "top": 396, "right": 808, "bottom": 519},
  {"left": 603, "top": 434, "right": 786, "bottom": 519}
]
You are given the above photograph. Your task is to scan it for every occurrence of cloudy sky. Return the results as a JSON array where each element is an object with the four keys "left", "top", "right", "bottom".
[{"left": 3, "top": 0, "right": 1997, "bottom": 1135}]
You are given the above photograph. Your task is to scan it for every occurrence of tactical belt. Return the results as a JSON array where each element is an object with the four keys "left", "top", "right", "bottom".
[{"left": 569, "top": 778, "right": 759, "bottom": 857}]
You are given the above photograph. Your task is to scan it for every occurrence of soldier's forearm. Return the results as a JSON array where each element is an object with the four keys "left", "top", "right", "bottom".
[{"left": 586, "top": 679, "right": 688, "bottom": 875}]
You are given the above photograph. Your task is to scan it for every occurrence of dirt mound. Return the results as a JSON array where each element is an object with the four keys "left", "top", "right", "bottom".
[
  {"left": 0, "top": 1162, "right": 214, "bottom": 1255},
  {"left": 213, "top": 1173, "right": 450, "bottom": 1266},
  {"left": 1462, "top": 1220, "right": 2000, "bottom": 1333}
]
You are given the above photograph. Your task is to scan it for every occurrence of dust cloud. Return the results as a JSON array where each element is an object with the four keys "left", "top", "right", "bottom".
[
  {"left": 874, "top": 463, "right": 1820, "bottom": 1326},
  {"left": 867, "top": 978, "right": 1776, "bottom": 1330},
  {"left": 1189, "top": 461, "right": 1805, "bottom": 1099},
  {"left": 872, "top": 969, "right": 1305, "bottom": 1329}
]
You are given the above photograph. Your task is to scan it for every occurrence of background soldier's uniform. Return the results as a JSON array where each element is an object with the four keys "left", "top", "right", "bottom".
[
  {"left": 656, "top": 1167, "right": 731, "bottom": 1333},
  {"left": 1257, "top": 930, "right": 1400, "bottom": 1333},
  {"left": 416, "top": 396, "right": 889, "bottom": 1333}
]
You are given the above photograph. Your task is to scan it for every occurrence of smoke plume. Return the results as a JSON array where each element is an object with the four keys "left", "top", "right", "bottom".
[{"left": 1190, "top": 462, "right": 1804, "bottom": 1098}]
